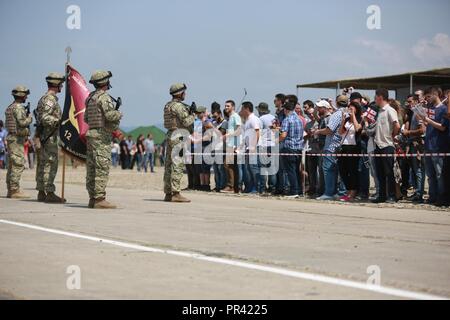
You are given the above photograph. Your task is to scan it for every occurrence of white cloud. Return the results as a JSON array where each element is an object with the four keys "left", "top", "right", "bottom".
[
  {"left": 355, "top": 38, "right": 404, "bottom": 65},
  {"left": 412, "top": 33, "right": 450, "bottom": 63}
]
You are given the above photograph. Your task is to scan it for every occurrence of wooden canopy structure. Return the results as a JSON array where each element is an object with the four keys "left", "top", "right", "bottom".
[{"left": 297, "top": 67, "right": 450, "bottom": 99}]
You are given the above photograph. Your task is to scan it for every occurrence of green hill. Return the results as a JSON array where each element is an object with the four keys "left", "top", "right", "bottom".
[{"left": 124, "top": 126, "right": 166, "bottom": 144}]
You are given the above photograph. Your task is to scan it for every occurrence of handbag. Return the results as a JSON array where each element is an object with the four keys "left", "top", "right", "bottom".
[{"left": 335, "top": 122, "right": 353, "bottom": 154}]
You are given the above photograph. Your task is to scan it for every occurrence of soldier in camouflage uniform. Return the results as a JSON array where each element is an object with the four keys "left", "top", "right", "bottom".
[
  {"left": 4, "top": 86, "right": 33, "bottom": 198},
  {"left": 84, "top": 70, "right": 122, "bottom": 209},
  {"left": 35, "top": 72, "right": 66, "bottom": 203},
  {"left": 163, "top": 83, "right": 196, "bottom": 203}
]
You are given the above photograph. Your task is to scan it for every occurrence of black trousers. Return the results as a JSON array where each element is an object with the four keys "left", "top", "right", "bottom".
[
  {"left": 338, "top": 145, "right": 360, "bottom": 191},
  {"left": 399, "top": 157, "right": 411, "bottom": 196},
  {"left": 306, "top": 154, "right": 319, "bottom": 196},
  {"left": 375, "top": 146, "right": 396, "bottom": 200}
]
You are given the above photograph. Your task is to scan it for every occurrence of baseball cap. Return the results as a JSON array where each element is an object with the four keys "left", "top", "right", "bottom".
[
  {"left": 256, "top": 102, "right": 270, "bottom": 114},
  {"left": 195, "top": 106, "right": 207, "bottom": 113},
  {"left": 350, "top": 92, "right": 363, "bottom": 101},
  {"left": 316, "top": 100, "right": 331, "bottom": 109},
  {"left": 336, "top": 95, "right": 349, "bottom": 107}
]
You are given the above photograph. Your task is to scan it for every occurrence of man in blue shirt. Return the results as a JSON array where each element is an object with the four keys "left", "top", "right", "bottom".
[
  {"left": 223, "top": 100, "right": 242, "bottom": 193},
  {"left": 279, "top": 102, "right": 303, "bottom": 197},
  {"left": 419, "top": 87, "right": 449, "bottom": 206},
  {"left": 313, "top": 95, "right": 348, "bottom": 200}
]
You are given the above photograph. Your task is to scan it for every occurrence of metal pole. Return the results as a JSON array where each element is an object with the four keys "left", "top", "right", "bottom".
[
  {"left": 61, "top": 46, "right": 71, "bottom": 203},
  {"left": 409, "top": 74, "right": 413, "bottom": 94},
  {"left": 336, "top": 82, "right": 341, "bottom": 97}
]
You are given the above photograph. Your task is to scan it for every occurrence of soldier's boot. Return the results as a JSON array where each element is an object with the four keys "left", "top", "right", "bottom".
[
  {"left": 37, "top": 191, "right": 47, "bottom": 202},
  {"left": 164, "top": 193, "right": 172, "bottom": 202},
  {"left": 93, "top": 198, "right": 117, "bottom": 209},
  {"left": 171, "top": 192, "right": 191, "bottom": 203},
  {"left": 88, "top": 198, "right": 95, "bottom": 209},
  {"left": 10, "top": 190, "right": 30, "bottom": 199},
  {"left": 45, "top": 192, "right": 66, "bottom": 204}
]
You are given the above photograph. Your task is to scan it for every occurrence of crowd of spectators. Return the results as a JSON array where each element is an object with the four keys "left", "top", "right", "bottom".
[
  {"left": 115, "top": 133, "right": 165, "bottom": 172},
  {"left": 180, "top": 86, "right": 450, "bottom": 207}
]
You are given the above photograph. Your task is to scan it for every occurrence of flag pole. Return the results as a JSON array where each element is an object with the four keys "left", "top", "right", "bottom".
[{"left": 61, "top": 46, "right": 72, "bottom": 203}]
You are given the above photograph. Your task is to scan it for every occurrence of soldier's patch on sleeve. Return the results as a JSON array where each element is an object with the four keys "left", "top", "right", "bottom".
[{"left": 44, "top": 97, "right": 56, "bottom": 109}]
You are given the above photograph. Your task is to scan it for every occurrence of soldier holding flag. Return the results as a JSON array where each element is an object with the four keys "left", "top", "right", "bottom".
[
  {"left": 84, "top": 70, "right": 122, "bottom": 209},
  {"left": 35, "top": 72, "right": 66, "bottom": 203}
]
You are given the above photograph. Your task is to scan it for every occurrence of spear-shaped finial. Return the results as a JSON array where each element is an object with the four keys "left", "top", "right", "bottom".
[{"left": 65, "top": 46, "right": 72, "bottom": 65}]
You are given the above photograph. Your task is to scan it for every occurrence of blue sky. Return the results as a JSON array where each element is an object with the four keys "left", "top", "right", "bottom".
[{"left": 1, "top": 0, "right": 449, "bottom": 127}]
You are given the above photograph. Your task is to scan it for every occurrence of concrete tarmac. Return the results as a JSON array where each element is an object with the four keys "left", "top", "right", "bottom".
[{"left": 0, "top": 168, "right": 449, "bottom": 299}]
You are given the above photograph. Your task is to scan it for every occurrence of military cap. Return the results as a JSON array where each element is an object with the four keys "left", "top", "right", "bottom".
[
  {"left": 170, "top": 83, "right": 187, "bottom": 96},
  {"left": 89, "top": 70, "right": 113, "bottom": 85},
  {"left": 46, "top": 72, "right": 65, "bottom": 85},
  {"left": 11, "top": 85, "right": 30, "bottom": 97},
  {"left": 195, "top": 106, "right": 207, "bottom": 113},
  {"left": 256, "top": 102, "right": 270, "bottom": 114},
  {"left": 336, "top": 95, "right": 349, "bottom": 107}
]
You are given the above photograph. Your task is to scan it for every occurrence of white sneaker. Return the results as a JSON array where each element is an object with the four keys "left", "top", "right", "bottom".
[{"left": 316, "top": 195, "right": 335, "bottom": 201}]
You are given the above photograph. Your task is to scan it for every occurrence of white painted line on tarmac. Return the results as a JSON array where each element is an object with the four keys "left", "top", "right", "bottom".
[{"left": 0, "top": 218, "right": 447, "bottom": 300}]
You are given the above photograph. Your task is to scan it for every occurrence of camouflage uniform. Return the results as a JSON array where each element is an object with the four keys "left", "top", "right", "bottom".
[
  {"left": 5, "top": 86, "right": 32, "bottom": 198},
  {"left": 84, "top": 70, "right": 122, "bottom": 209},
  {"left": 35, "top": 73, "right": 65, "bottom": 201},
  {"left": 163, "top": 83, "right": 195, "bottom": 202}
]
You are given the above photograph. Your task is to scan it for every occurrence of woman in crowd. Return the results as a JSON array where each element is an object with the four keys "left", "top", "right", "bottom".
[
  {"left": 136, "top": 134, "right": 145, "bottom": 172},
  {"left": 337, "top": 102, "right": 363, "bottom": 202},
  {"left": 111, "top": 139, "right": 120, "bottom": 168}
]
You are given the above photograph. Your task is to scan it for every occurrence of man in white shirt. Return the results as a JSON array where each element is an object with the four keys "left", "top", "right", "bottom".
[
  {"left": 143, "top": 133, "right": 155, "bottom": 173},
  {"left": 372, "top": 88, "right": 400, "bottom": 203},
  {"left": 256, "top": 102, "right": 276, "bottom": 193},
  {"left": 240, "top": 102, "right": 260, "bottom": 193}
]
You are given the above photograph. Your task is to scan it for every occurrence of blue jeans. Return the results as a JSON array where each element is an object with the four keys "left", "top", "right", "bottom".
[
  {"left": 409, "top": 146, "right": 425, "bottom": 197},
  {"left": 143, "top": 153, "right": 154, "bottom": 172},
  {"left": 213, "top": 163, "right": 226, "bottom": 191},
  {"left": 136, "top": 154, "right": 143, "bottom": 171},
  {"left": 244, "top": 154, "right": 260, "bottom": 193},
  {"left": 425, "top": 155, "right": 444, "bottom": 203},
  {"left": 238, "top": 163, "right": 245, "bottom": 191},
  {"left": 111, "top": 153, "right": 119, "bottom": 168},
  {"left": 281, "top": 148, "right": 301, "bottom": 196},
  {"left": 322, "top": 151, "right": 338, "bottom": 197}
]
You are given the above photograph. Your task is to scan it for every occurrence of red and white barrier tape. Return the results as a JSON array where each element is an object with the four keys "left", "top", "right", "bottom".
[{"left": 188, "top": 152, "right": 450, "bottom": 158}]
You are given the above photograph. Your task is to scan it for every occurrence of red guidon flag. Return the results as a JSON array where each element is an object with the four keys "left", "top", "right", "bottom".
[
  {"left": 59, "top": 65, "right": 90, "bottom": 160},
  {"left": 59, "top": 65, "right": 125, "bottom": 160}
]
